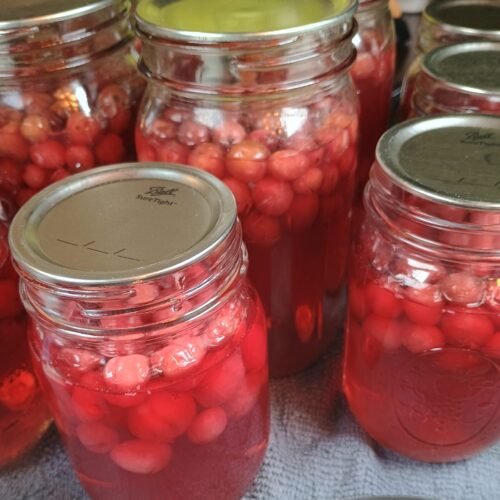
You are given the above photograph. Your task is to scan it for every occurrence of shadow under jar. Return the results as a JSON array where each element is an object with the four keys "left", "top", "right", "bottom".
[
  {"left": 134, "top": 0, "right": 360, "bottom": 377},
  {"left": 399, "top": 0, "right": 500, "bottom": 120},
  {"left": 9, "top": 163, "right": 269, "bottom": 500},
  {"left": 403, "top": 41, "right": 500, "bottom": 119},
  {"left": 352, "top": 0, "right": 396, "bottom": 204},
  {"left": 0, "top": 218, "right": 51, "bottom": 468},
  {"left": 0, "top": 0, "right": 145, "bottom": 217},
  {"left": 344, "top": 114, "right": 500, "bottom": 463}
]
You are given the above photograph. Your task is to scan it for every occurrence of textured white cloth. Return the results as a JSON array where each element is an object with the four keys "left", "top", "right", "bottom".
[{"left": 2, "top": 345, "right": 500, "bottom": 500}]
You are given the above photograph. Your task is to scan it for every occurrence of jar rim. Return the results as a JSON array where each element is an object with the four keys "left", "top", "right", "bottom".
[
  {"left": 0, "top": 0, "right": 122, "bottom": 30},
  {"left": 134, "top": 0, "right": 358, "bottom": 44},
  {"left": 9, "top": 163, "right": 237, "bottom": 287}
]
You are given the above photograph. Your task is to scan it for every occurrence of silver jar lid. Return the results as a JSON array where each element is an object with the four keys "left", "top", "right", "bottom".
[
  {"left": 0, "top": 0, "right": 124, "bottom": 29},
  {"left": 134, "top": 0, "right": 358, "bottom": 43},
  {"left": 422, "top": 42, "right": 500, "bottom": 95},
  {"left": 9, "top": 163, "right": 236, "bottom": 286},
  {"left": 424, "top": 0, "right": 500, "bottom": 39},
  {"left": 376, "top": 114, "right": 500, "bottom": 209}
]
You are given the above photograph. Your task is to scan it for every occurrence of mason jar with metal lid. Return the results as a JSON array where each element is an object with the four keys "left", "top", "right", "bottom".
[
  {"left": 401, "top": 42, "right": 500, "bottom": 119},
  {"left": 9, "top": 163, "right": 269, "bottom": 499},
  {"left": 399, "top": 0, "right": 500, "bottom": 118},
  {"left": 134, "top": 0, "right": 360, "bottom": 377},
  {"left": 352, "top": 0, "right": 396, "bottom": 201},
  {"left": 0, "top": 0, "right": 144, "bottom": 217},
  {"left": 343, "top": 114, "right": 500, "bottom": 462}
]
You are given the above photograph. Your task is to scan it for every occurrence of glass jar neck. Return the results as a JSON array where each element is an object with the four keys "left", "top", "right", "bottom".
[
  {"left": 0, "top": 1, "right": 132, "bottom": 79},
  {"left": 19, "top": 223, "right": 247, "bottom": 337},
  {"left": 366, "top": 162, "right": 500, "bottom": 262},
  {"left": 136, "top": 18, "right": 357, "bottom": 95}
]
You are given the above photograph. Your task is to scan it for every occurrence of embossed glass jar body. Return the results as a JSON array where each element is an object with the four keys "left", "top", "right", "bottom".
[
  {"left": 352, "top": 0, "right": 396, "bottom": 200},
  {"left": 0, "top": 0, "right": 144, "bottom": 217},
  {"left": 399, "top": 0, "right": 500, "bottom": 119},
  {"left": 10, "top": 164, "right": 269, "bottom": 499},
  {"left": 134, "top": 0, "right": 359, "bottom": 377},
  {"left": 344, "top": 115, "right": 500, "bottom": 462},
  {"left": 0, "top": 220, "right": 51, "bottom": 468},
  {"left": 402, "top": 42, "right": 500, "bottom": 119}
]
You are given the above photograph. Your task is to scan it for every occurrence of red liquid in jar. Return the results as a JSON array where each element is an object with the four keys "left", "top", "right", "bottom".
[
  {"left": 344, "top": 237, "right": 500, "bottom": 462},
  {"left": 0, "top": 224, "right": 51, "bottom": 467},
  {"left": 136, "top": 99, "right": 359, "bottom": 376},
  {"left": 31, "top": 290, "right": 269, "bottom": 499}
]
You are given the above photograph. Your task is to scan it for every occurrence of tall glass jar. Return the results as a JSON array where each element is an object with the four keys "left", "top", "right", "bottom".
[
  {"left": 10, "top": 163, "right": 269, "bottom": 499},
  {"left": 344, "top": 114, "right": 500, "bottom": 462},
  {"left": 402, "top": 42, "right": 500, "bottom": 119},
  {"left": 352, "top": 0, "right": 396, "bottom": 202},
  {"left": 134, "top": 0, "right": 359, "bottom": 377},
  {"left": 399, "top": 0, "right": 500, "bottom": 119},
  {"left": 0, "top": 216, "right": 51, "bottom": 467},
  {"left": 0, "top": 0, "right": 144, "bottom": 215}
]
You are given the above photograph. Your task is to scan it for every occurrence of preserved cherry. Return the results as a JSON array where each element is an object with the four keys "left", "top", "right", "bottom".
[
  {"left": 134, "top": 0, "right": 360, "bottom": 376},
  {"left": 10, "top": 163, "right": 269, "bottom": 499},
  {"left": 0, "top": 0, "right": 144, "bottom": 214},
  {"left": 344, "top": 115, "right": 500, "bottom": 462}
]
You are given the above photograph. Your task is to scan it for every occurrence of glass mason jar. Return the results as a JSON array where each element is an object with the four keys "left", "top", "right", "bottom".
[
  {"left": 0, "top": 217, "right": 51, "bottom": 468},
  {"left": 134, "top": 0, "right": 359, "bottom": 377},
  {"left": 403, "top": 42, "right": 500, "bottom": 119},
  {"left": 10, "top": 164, "right": 269, "bottom": 499},
  {"left": 352, "top": 0, "right": 396, "bottom": 202},
  {"left": 344, "top": 114, "right": 500, "bottom": 463},
  {"left": 0, "top": 0, "right": 144, "bottom": 217},
  {"left": 399, "top": 0, "right": 500, "bottom": 119}
]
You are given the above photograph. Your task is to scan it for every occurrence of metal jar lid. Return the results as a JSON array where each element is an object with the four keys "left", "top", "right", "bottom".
[
  {"left": 376, "top": 114, "right": 500, "bottom": 209},
  {"left": 9, "top": 163, "right": 237, "bottom": 286},
  {"left": 134, "top": 0, "right": 358, "bottom": 43},
  {"left": 422, "top": 42, "right": 500, "bottom": 95},
  {"left": 423, "top": 0, "right": 500, "bottom": 39},
  {"left": 0, "top": 0, "right": 124, "bottom": 30}
]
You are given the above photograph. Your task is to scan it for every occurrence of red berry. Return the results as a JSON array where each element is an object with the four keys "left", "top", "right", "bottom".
[
  {"left": 95, "top": 133, "right": 126, "bottom": 165},
  {"left": 0, "top": 131, "right": 29, "bottom": 162},
  {"left": 482, "top": 333, "right": 500, "bottom": 359},
  {"left": 0, "top": 158, "right": 22, "bottom": 192},
  {"left": 103, "top": 354, "right": 150, "bottom": 391},
  {"left": 402, "top": 324, "right": 445, "bottom": 353},
  {"left": 20, "top": 114, "right": 50, "bottom": 143},
  {"left": 403, "top": 285, "right": 443, "bottom": 326},
  {"left": 441, "top": 310, "right": 494, "bottom": 349},
  {"left": 441, "top": 272, "right": 486, "bottom": 306},
  {"left": 30, "top": 140, "right": 66, "bottom": 169},
  {"left": 147, "top": 119, "right": 177, "bottom": 142},
  {"left": 177, "top": 120, "right": 210, "bottom": 147},
  {"left": 188, "top": 142, "right": 225, "bottom": 178},
  {"left": 71, "top": 374, "right": 105, "bottom": 422},
  {"left": 97, "top": 84, "right": 128, "bottom": 119},
  {"left": 108, "top": 108, "right": 132, "bottom": 135},
  {"left": 213, "top": 121, "right": 246, "bottom": 147},
  {"left": 226, "top": 141, "right": 269, "bottom": 182},
  {"left": 150, "top": 339, "right": 206, "bottom": 378},
  {"left": 225, "top": 372, "right": 263, "bottom": 419},
  {"left": 364, "top": 282, "right": 402, "bottom": 318},
  {"left": 157, "top": 140, "right": 189, "bottom": 164},
  {"left": 351, "top": 52, "right": 377, "bottom": 80},
  {"left": 66, "top": 145, "right": 95, "bottom": 173},
  {"left": 241, "top": 315, "right": 267, "bottom": 373},
  {"left": 110, "top": 440, "right": 172, "bottom": 474},
  {"left": 0, "top": 369, "right": 36, "bottom": 411},
  {"left": 223, "top": 178, "right": 253, "bottom": 215},
  {"left": 362, "top": 314, "right": 402, "bottom": 350},
  {"left": 187, "top": 408, "right": 227, "bottom": 444},
  {"left": 252, "top": 178, "right": 294, "bottom": 217},
  {"left": 164, "top": 107, "right": 191, "bottom": 124},
  {"left": 293, "top": 167, "right": 323, "bottom": 194},
  {"left": 22, "top": 163, "right": 48, "bottom": 190},
  {"left": 295, "top": 304, "right": 315, "bottom": 343},
  {"left": 67, "top": 112, "right": 102, "bottom": 146},
  {"left": 242, "top": 211, "right": 280, "bottom": 247},
  {"left": 268, "top": 149, "right": 309, "bottom": 181},
  {"left": 148, "top": 392, "right": 197, "bottom": 438},
  {"left": 77, "top": 422, "right": 119, "bottom": 454}
]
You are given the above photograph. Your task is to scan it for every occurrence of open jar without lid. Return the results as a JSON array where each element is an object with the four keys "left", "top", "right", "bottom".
[
  {"left": 403, "top": 42, "right": 500, "bottom": 118},
  {"left": 0, "top": 0, "right": 144, "bottom": 218},
  {"left": 399, "top": 0, "right": 500, "bottom": 119},
  {"left": 9, "top": 163, "right": 269, "bottom": 499},
  {"left": 133, "top": 0, "right": 360, "bottom": 377},
  {"left": 344, "top": 114, "right": 500, "bottom": 463}
]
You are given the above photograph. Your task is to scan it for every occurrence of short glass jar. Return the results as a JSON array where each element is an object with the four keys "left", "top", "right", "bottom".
[
  {"left": 402, "top": 42, "right": 500, "bottom": 119},
  {"left": 399, "top": 0, "right": 500, "bottom": 119},
  {"left": 134, "top": 0, "right": 360, "bottom": 377},
  {"left": 344, "top": 114, "right": 500, "bottom": 463},
  {"left": 10, "top": 163, "right": 269, "bottom": 499},
  {"left": 352, "top": 0, "right": 396, "bottom": 200},
  {"left": 0, "top": 219, "right": 51, "bottom": 468},
  {"left": 0, "top": 0, "right": 144, "bottom": 216}
]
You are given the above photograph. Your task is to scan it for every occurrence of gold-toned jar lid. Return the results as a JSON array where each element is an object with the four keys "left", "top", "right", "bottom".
[
  {"left": 422, "top": 42, "right": 500, "bottom": 95},
  {"left": 9, "top": 163, "right": 236, "bottom": 286},
  {"left": 0, "top": 0, "right": 124, "bottom": 29},
  {"left": 424, "top": 0, "right": 500, "bottom": 38},
  {"left": 376, "top": 114, "right": 500, "bottom": 208}
]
